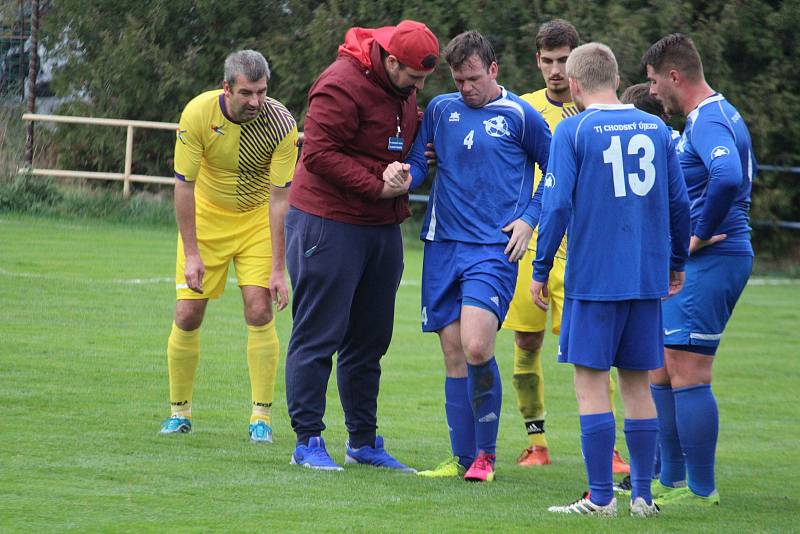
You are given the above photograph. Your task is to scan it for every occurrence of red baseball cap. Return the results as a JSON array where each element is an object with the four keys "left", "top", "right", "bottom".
[{"left": 373, "top": 20, "right": 439, "bottom": 71}]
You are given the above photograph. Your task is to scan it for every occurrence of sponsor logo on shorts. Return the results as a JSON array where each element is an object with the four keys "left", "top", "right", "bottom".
[
  {"left": 478, "top": 412, "right": 498, "bottom": 423},
  {"left": 490, "top": 296, "right": 500, "bottom": 307},
  {"left": 664, "top": 328, "right": 682, "bottom": 336}
]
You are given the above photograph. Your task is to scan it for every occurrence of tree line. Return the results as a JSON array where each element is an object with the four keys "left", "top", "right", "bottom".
[{"left": 40, "top": 0, "right": 800, "bottom": 254}]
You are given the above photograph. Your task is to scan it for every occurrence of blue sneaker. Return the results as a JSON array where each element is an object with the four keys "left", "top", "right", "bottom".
[
  {"left": 160, "top": 416, "right": 191, "bottom": 434},
  {"left": 345, "top": 435, "right": 416, "bottom": 473},
  {"left": 290, "top": 436, "right": 343, "bottom": 471},
  {"left": 249, "top": 420, "right": 273, "bottom": 443}
]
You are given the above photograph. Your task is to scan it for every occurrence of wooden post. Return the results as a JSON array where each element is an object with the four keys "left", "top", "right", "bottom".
[
  {"left": 123, "top": 125, "right": 134, "bottom": 197},
  {"left": 25, "top": 0, "right": 39, "bottom": 165}
]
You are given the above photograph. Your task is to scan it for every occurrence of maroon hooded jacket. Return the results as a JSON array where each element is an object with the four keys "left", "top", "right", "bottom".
[{"left": 289, "top": 28, "right": 422, "bottom": 225}]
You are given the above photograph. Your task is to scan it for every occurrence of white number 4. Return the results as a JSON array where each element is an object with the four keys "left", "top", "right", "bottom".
[
  {"left": 463, "top": 129, "right": 475, "bottom": 150},
  {"left": 602, "top": 134, "right": 656, "bottom": 197}
]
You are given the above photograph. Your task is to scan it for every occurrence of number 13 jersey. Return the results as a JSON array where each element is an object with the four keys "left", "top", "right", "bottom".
[{"left": 534, "top": 104, "right": 690, "bottom": 301}]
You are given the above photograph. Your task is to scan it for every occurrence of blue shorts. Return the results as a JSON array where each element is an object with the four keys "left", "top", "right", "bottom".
[
  {"left": 558, "top": 298, "right": 664, "bottom": 371},
  {"left": 662, "top": 253, "right": 752, "bottom": 351},
  {"left": 421, "top": 240, "right": 516, "bottom": 332}
]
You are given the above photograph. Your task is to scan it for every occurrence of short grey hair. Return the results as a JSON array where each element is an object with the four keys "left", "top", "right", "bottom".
[
  {"left": 224, "top": 50, "right": 270, "bottom": 86},
  {"left": 566, "top": 42, "right": 618, "bottom": 93}
]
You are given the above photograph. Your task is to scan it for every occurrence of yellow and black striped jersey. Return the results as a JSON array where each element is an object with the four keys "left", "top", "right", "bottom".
[
  {"left": 520, "top": 88, "right": 577, "bottom": 256},
  {"left": 174, "top": 89, "right": 298, "bottom": 212}
]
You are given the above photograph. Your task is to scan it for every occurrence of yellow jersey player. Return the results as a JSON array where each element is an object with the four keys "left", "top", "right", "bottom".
[
  {"left": 504, "top": 20, "right": 630, "bottom": 474},
  {"left": 160, "top": 50, "right": 298, "bottom": 443}
]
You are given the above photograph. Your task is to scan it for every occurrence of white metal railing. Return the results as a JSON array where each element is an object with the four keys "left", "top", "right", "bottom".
[{"left": 21, "top": 113, "right": 179, "bottom": 197}]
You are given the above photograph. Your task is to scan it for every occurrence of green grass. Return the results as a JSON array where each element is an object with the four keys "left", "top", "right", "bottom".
[{"left": 1, "top": 213, "right": 799, "bottom": 532}]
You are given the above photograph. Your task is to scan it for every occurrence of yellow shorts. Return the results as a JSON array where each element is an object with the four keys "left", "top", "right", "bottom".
[
  {"left": 502, "top": 249, "right": 566, "bottom": 335},
  {"left": 175, "top": 196, "right": 272, "bottom": 300}
]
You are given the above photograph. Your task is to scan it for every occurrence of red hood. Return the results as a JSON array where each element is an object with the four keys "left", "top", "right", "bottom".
[{"left": 338, "top": 27, "right": 379, "bottom": 69}]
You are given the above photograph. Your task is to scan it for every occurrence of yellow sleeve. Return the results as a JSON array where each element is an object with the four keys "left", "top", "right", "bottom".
[
  {"left": 269, "top": 125, "right": 299, "bottom": 187},
  {"left": 173, "top": 102, "right": 204, "bottom": 182}
]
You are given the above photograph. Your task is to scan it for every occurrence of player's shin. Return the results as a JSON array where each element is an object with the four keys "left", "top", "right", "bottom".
[
  {"left": 467, "top": 357, "right": 502, "bottom": 455},
  {"left": 167, "top": 322, "right": 200, "bottom": 417},
  {"left": 445, "top": 376, "right": 476, "bottom": 468},
  {"left": 624, "top": 418, "right": 659, "bottom": 503},
  {"left": 248, "top": 319, "right": 280, "bottom": 424}
]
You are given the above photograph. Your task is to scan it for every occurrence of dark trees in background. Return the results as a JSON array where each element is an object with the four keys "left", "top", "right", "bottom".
[{"left": 41, "top": 0, "right": 800, "bottom": 255}]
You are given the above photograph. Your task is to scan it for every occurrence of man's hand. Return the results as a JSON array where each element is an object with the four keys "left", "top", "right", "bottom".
[
  {"left": 269, "top": 270, "right": 289, "bottom": 311},
  {"left": 382, "top": 161, "right": 410, "bottom": 189},
  {"left": 665, "top": 270, "right": 685, "bottom": 299},
  {"left": 502, "top": 218, "right": 534, "bottom": 262},
  {"left": 184, "top": 253, "right": 205, "bottom": 294},
  {"left": 424, "top": 142, "right": 437, "bottom": 167},
  {"left": 530, "top": 278, "right": 549, "bottom": 311},
  {"left": 689, "top": 233, "right": 726, "bottom": 254},
  {"left": 379, "top": 168, "right": 412, "bottom": 199}
]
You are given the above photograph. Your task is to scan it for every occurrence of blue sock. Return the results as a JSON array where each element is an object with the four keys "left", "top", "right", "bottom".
[
  {"left": 654, "top": 441, "right": 661, "bottom": 479},
  {"left": 624, "top": 418, "right": 659, "bottom": 504},
  {"left": 444, "top": 376, "right": 475, "bottom": 469},
  {"left": 579, "top": 412, "right": 615, "bottom": 506},
  {"left": 651, "top": 384, "right": 685, "bottom": 486},
  {"left": 467, "top": 357, "right": 502, "bottom": 455},
  {"left": 674, "top": 384, "right": 718, "bottom": 496}
]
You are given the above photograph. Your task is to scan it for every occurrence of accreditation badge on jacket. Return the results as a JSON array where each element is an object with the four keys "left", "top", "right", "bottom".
[{"left": 387, "top": 136, "right": 404, "bottom": 152}]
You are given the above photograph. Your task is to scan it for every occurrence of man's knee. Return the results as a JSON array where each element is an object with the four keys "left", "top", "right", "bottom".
[
  {"left": 244, "top": 298, "right": 273, "bottom": 326},
  {"left": 515, "top": 330, "right": 544, "bottom": 352},
  {"left": 462, "top": 335, "right": 493, "bottom": 363},
  {"left": 175, "top": 299, "right": 207, "bottom": 331}
]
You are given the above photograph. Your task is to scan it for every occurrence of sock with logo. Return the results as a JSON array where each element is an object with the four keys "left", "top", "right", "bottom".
[
  {"left": 674, "top": 384, "right": 718, "bottom": 497},
  {"left": 580, "top": 412, "right": 615, "bottom": 506},
  {"left": 167, "top": 322, "right": 200, "bottom": 418},
  {"left": 467, "top": 357, "right": 502, "bottom": 456},
  {"left": 445, "top": 376, "right": 475, "bottom": 469},
  {"left": 651, "top": 384, "right": 686, "bottom": 486},
  {"left": 247, "top": 319, "right": 280, "bottom": 425},
  {"left": 511, "top": 343, "right": 548, "bottom": 448},
  {"left": 624, "top": 417, "right": 659, "bottom": 504}
]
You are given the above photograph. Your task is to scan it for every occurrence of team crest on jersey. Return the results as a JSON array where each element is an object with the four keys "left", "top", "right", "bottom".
[
  {"left": 211, "top": 124, "right": 225, "bottom": 135},
  {"left": 449, "top": 111, "right": 461, "bottom": 122},
  {"left": 710, "top": 146, "right": 730, "bottom": 159},
  {"left": 176, "top": 128, "right": 187, "bottom": 144},
  {"left": 544, "top": 173, "right": 555, "bottom": 188},
  {"left": 483, "top": 115, "right": 510, "bottom": 137}
]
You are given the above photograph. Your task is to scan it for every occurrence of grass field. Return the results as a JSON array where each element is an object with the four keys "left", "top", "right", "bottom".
[{"left": 1, "top": 213, "right": 799, "bottom": 532}]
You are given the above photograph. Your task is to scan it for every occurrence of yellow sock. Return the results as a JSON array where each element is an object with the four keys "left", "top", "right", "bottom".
[
  {"left": 512, "top": 344, "right": 549, "bottom": 449},
  {"left": 609, "top": 370, "right": 618, "bottom": 419},
  {"left": 247, "top": 319, "right": 279, "bottom": 425},
  {"left": 167, "top": 322, "right": 200, "bottom": 418}
]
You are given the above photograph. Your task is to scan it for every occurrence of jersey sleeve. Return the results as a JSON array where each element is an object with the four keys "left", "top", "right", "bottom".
[
  {"left": 519, "top": 106, "right": 552, "bottom": 227},
  {"left": 269, "top": 125, "right": 299, "bottom": 188},
  {"left": 690, "top": 117, "right": 743, "bottom": 240},
  {"left": 665, "top": 128, "right": 691, "bottom": 271},
  {"left": 533, "top": 124, "right": 573, "bottom": 282},
  {"left": 407, "top": 100, "right": 435, "bottom": 189},
  {"left": 173, "top": 101, "right": 204, "bottom": 182}
]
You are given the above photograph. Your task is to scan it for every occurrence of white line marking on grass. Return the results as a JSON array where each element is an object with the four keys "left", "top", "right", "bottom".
[
  {"left": 748, "top": 277, "right": 800, "bottom": 286},
  {"left": 2, "top": 267, "right": 426, "bottom": 289}
]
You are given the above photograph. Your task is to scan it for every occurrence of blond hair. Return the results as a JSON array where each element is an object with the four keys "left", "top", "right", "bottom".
[{"left": 566, "top": 42, "right": 618, "bottom": 92}]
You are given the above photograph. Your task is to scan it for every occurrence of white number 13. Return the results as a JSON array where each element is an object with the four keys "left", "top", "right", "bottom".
[{"left": 602, "top": 134, "right": 656, "bottom": 197}]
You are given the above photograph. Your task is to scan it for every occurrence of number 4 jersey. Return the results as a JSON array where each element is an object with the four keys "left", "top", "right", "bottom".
[
  {"left": 407, "top": 88, "right": 551, "bottom": 244},
  {"left": 533, "top": 104, "right": 690, "bottom": 301}
]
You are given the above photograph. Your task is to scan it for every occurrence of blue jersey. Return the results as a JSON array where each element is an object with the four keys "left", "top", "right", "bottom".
[
  {"left": 407, "top": 88, "right": 551, "bottom": 244},
  {"left": 533, "top": 104, "right": 690, "bottom": 301},
  {"left": 678, "top": 94, "right": 754, "bottom": 256}
]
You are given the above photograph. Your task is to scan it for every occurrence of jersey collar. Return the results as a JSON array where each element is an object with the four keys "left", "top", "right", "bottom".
[
  {"left": 585, "top": 103, "right": 635, "bottom": 110},
  {"left": 688, "top": 93, "right": 723, "bottom": 122}
]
